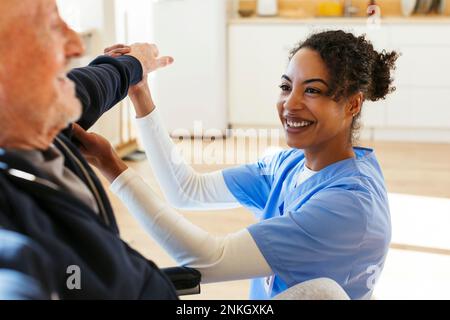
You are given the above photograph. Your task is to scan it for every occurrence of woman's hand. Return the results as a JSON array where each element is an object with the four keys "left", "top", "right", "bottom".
[
  {"left": 103, "top": 44, "right": 132, "bottom": 58},
  {"left": 72, "top": 124, "right": 128, "bottom": 183}
]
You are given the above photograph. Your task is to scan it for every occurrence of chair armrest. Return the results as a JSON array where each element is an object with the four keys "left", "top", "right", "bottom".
[
  {"left": 273, "top": 278, "right": 350, "bottom": 300},
  {"left": 162, "top": 267, "right": 202, "bottom": 296}
]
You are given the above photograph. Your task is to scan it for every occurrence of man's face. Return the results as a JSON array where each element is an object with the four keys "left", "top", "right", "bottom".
[{"left": 0, "top": 0, "right": 84, "bottom": 147}]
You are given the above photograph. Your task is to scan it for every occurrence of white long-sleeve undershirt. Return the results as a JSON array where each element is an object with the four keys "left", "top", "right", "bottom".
[
  {"left": 109, "top": 108, "right": 273, "bottom": 283},
  {"left": 110, "top": 168, "right": 272, "bottom": 283},
  {"left": 134, "top": 109, "right": 239, "bottom": 210}
]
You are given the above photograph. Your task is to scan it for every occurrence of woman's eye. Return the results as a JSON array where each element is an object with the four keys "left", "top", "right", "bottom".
[
  {"left": 279, "top": 84, "right": 291, "bottom": 92},
  {"left": 305, "top": 88, "right": 321, "bottom": 95}
]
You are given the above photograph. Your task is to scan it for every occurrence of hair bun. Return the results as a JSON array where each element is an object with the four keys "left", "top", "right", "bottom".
[{"left": 367, "top": 50, "right": 400, "bottom": 102}]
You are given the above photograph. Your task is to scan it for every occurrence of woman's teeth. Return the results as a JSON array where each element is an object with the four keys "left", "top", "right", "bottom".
[{"left": 286, "top": 120, "right": 313, "bottom": 128}]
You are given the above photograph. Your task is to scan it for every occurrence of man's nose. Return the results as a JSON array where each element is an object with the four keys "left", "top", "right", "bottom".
[{"left": 65, "top": 26, "right": 85, "bottom": 59}]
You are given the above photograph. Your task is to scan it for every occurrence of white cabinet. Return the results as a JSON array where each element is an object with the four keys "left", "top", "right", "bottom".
[
  {"left": 151, "top": 0, "right": 228, "bottom": 136},
  {"left": 386, "top": 25, "right": 450, "bottom": 129},
  {"left": 228, "top": 20, "right": 450, "bottom": 141},
  {"left": 388, "top": 25, "right": 450, "bottom": 46},
  {"left": 387, "top": 87, "right": 450, "bottom": 128}
]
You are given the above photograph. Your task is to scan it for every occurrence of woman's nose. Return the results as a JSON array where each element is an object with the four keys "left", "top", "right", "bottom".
[{"left": 283, "top": 92, "right": 305, "bottom": 112}]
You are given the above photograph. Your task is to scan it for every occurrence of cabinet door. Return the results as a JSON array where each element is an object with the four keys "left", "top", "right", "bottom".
[
  {"left": 387, "top": 86, "right": 450, "bottom": 129},
  {"left": 151, "top": 0, "right": 228, "bottom": 135},
  {"left": 352, "top": 25, "right": 390, "bottom": 128},
  {"left": 389, "top": 25, "right": 450, "bottom": 47},
  {"left": 228, "top": 25, "right": 309, "bottom": 126},
  {"left": 361, "top": 100, "right": 388, "bottom": 128},
  {"left": 386, "top": 25, "right": 450, "bottom": 129},
  {"left": 394, "top": 46, "right": 450, "bottom": 87}
]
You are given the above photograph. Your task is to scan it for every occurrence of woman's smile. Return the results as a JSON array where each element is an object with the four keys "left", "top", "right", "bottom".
[{"left": 284, "top": 116, "right": 316, "bottom": 134}]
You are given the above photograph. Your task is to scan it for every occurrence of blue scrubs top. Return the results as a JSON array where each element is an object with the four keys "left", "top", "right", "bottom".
[{"left": 223, "top": 148, "right": 391, "bottom": 300}]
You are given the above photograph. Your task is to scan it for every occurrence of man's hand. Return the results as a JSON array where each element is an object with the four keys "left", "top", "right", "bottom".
[
  {"left": 104, "top": 43, "right": 174, "bottom": 75},
  {"left": 72, "top": 124, "right": 128, "bottom": 183},
  {"left": 104, "top": 43, "right": 169, "bottom": 116}
]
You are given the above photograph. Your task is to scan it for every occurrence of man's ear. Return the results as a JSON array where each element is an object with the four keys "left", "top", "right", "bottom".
[{"left": 346, "top": 92, "right": 364, "bottom": 117}]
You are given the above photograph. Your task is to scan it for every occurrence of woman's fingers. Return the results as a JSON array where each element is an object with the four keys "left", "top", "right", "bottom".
[
  {"left": 105, "top": 48, "right": 131, "bottom": 57},
  {"left": 104, "top": 44, "right": 128, "bottom": 53},
  {"left": 72, "top": 124, "right": 127, "bottom": 181},
  {"left": 104, "top": 45, "right": 131, "bottom": 58},
  {"left": 71, "top": 123, "right": 91, "bottom": 150},
  {"left": 72, "top": 123, "right": 88, "bottom": 141},
  {"left": 109, "top": 52, "right": 126, "bottom": 58},
  {"left": 72, "top": 124, "right": 116, "bottom": 169}
]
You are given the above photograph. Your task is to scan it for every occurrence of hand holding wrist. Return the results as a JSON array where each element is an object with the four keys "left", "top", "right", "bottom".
[{"left": 99, "top": 154, "right": 129, "bottom": 183}]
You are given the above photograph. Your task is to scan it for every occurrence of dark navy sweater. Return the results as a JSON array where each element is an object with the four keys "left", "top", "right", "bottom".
[{"left": 0, "top": 55, "right": 178, "bottom": 300}]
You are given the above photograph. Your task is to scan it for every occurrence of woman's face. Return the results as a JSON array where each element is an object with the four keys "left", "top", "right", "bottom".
[{"left": 277, "top": 48, "right": 355, "bottom": 151}]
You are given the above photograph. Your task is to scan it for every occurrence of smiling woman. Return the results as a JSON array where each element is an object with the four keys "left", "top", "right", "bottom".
[
  {"left": 76, "top": 30, "right": 399, "bottom": 300},
  {"left": 279, "top": 30, "right": 399, "bottom": 169}
]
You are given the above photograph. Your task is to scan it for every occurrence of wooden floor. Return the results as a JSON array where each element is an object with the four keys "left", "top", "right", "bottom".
[{"left": 102, "top": 140, "right": 450, "bottom": 299}]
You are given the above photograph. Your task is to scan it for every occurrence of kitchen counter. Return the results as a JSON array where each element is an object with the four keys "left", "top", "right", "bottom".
[{"left": 229, "top": 16, "right": 450, "bottom": 25}]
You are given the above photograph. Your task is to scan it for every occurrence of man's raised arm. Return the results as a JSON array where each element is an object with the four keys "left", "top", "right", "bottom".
[
  {"left": 65, "top": 43, "right": 173, "bottom": 136},
  {"left": 68, "top": 54, "right": 142, "bottom": 132}
]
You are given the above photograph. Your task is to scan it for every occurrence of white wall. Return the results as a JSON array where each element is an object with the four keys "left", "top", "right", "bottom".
[
  {"left": 57, "top": 0, "right": 104, "bottom": 32},
  {"left": 57, "top": 0, "right": 117, "bottom": 144},
  {"left": 113, "top": 0, "right": 154, "bottom": 144},
  {"left": 57, "top": 0, "right": 112, "bottom": 55},
  {"left": 114, "top": 0, "right": 153, "bottom": 43}
]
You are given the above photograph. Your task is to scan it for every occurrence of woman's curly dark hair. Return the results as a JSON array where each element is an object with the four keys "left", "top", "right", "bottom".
[{"left": 289, "top": 30, "right": 399, "bottom": 143}]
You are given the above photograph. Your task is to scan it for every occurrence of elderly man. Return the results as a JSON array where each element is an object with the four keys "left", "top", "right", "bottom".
[{"left": 0, "top": 0, "right": 176, "bottom": 299}]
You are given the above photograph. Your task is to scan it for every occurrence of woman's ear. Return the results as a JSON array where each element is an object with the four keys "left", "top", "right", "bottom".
[{"left": 346, "top": 92, "right": 364, "bottom": 117}]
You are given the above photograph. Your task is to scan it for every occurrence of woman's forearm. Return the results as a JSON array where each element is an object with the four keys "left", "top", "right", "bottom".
[
  {"left": 110, "top": 168, "right": 273, "bottom": 283},
  {"left": 128, "top": 83, "right": 239, "bottom": 210},
  {"left": 129, "top": 84, "right": 156, "bottom": 118}
]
